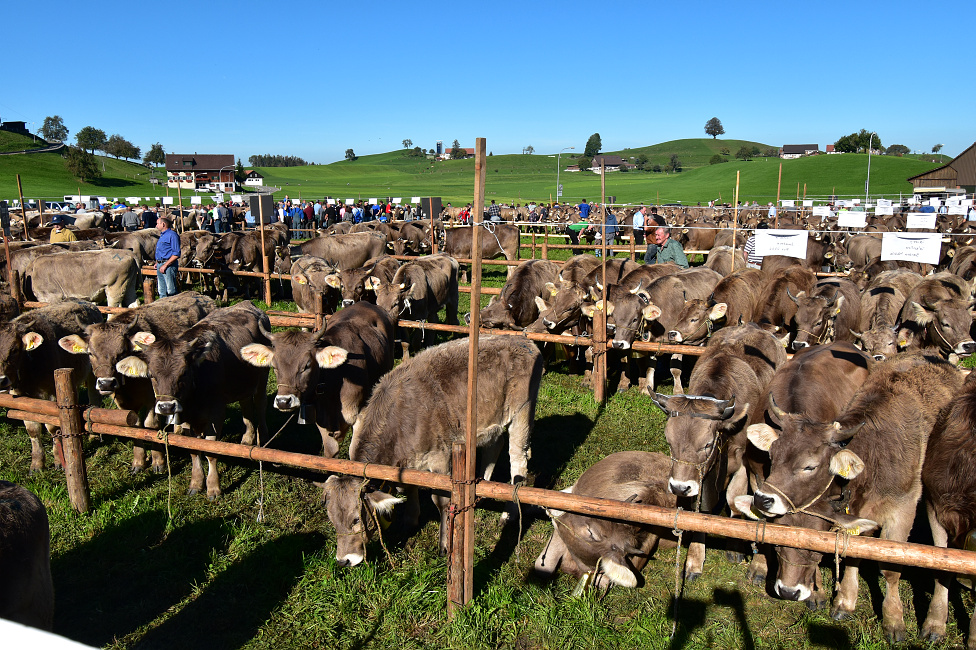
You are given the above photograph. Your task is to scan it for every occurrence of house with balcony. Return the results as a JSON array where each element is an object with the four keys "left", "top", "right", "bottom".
[{"left": 165, "top": 154, "right": 236, "bottom": 192}]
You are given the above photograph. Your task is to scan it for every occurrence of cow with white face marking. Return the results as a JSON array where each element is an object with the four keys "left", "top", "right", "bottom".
[
  {"left": 57, "top": 291, "right": 217, "bottom": 473},
  {"left": 534, "top": 451, "right": 677, "bottom": 589},
  {"left": 323, "top": 336, "right": 542, "bottom": 567},
  {"left": 745, "top": 355, "right": 960, "bottom": 643},
  {"left": 115, "top": 301, "right": 270, "bottom": 500},
  {"left": 650, "top": 323, "right": 786, "bottom": 581},
  {"left": 241, "top": 302, "right": 394, "bottom": 460},
  {"left": 0, "top": 300, "right": 102, "bottom": 472}
]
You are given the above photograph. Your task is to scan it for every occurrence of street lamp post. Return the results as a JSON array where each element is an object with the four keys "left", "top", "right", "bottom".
[
  {"left": 556, "top": 146, "right": 574, "bottom": 203},
  {"left": 217, "top": 164, "right": 236, "bottom": 194},
  {"left": 865, "top": 132, "right": 876, "bottom": 207}
]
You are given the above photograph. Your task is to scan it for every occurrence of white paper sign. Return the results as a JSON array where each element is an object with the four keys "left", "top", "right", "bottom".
[
  {"left": 877, "top": 199, "right": 892, "bottom": 208},
  {"left": 393, "top": 197, "right": 402, "bottom": 204},
  {"left": 969, "top": 209, "right": 976, "bottom": 221},
  {"left": 212, "top": 193, "right": 224, "bottom": 203},
  {"left": 929, "top": 198, "right": 942, "bottom": 207},
  {"left": 97, "top": 197, "right": 108, "bottom": 204},
  {"left": 190, "top": 197, "right": 202, "bottom": 205},
  {"left": 411, "top": 196, "right": 421, "bottom": 204},
  {"left": 962, "top": 199, "right": 974, "bottom": 207},
  {"left": 231, "top": 195, "right": 243, "bottom": 203},
  {"left": 875, "top": 206, "right": 893, "bottom": 215},
  {"left": 781, "top": 200, "right": 795, "bottom": 207},
  {"left": 881, "top": 232, "right": 942, "bottom": 265},
  {"left": 906, "top": 213, "right": 937, "bottom": 229},
  {"left": 126, "top": 197, "right": 139, "bottom": 204},
  {"left": 948, "top": 206, "right": 966, "bottom": 215},
  {"left": 946, "top": 197, "right": 962, "bottom": 206},
  {"left": 755, "top": 230, "right": 809, "bottom": 259},
  {"left": 162, "top": 197, "right": 174, "bottom": 205},
  {"left": 812, "top": 206, "right": 832, "bottom": 217},
  {"left": 368, "top": 198, "right": 378, "bottom": 204},
  {"left": 837, "top": 210, "right": 867, "bottom": 228},
  {"left": 852, "top": 199, "right": 861, "bottom": 205},
  {"left": 802, "top": 200, "right": 813, "bottom": 207}
]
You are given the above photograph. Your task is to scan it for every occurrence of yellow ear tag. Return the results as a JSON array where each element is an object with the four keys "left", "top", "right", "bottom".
[
  {"left": 258, "top": 352, "right": 271, "bottom": 365},
  {"left": 73, "top": 343, "right": 86, "bottom": 353},
  {"left": 294, "top": 276, "right": 307, "bottom": 285},
  {"left": 849, "top": 526, "right": 860, "bottom": 536},
  {"left": 596, "top": 302, "right": 604, "bottom": 311},
  {"left": 132, "top": 342, "right": 142, "bottom": 351},
  {"left": 898, "top": 338, "right": 907, "bottom": 347},
  {"left": 549, "top": 289, "right": 558, "bottom": 297}
]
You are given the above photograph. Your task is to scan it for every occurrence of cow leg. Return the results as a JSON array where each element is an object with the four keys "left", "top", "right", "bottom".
[
  {"left": 433, "top": 492, "right": 451, "bottom": 556},
  {"left": 830, "top": 559, "right": 861, "bottom": 621},
  {"left": 878, "top": 516, "right": 914, "bottom": 643},
  {"left": 240, "top": 391, "right": 267, "bottom": 447},
  {"left": 143, "top": 411, "right": 165, "bottom": 473},
  {"left": 920, "top": 503, "right": 951, "bottom": 644},
  {"left": 204, "top": 422, "right": 222, "bottom": 500},
  {"left": 188, "top": 450, "right": 206, "bottom": 496},
  {"left": 25, "top": 420, "right": 47, "bottom": 473}
]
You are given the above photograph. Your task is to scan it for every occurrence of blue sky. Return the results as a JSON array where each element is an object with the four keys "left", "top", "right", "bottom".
[{"left": 3, "top": 1, "right": 972, "bottom": 164}]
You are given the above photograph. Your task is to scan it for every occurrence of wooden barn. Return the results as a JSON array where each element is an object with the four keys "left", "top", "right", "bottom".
[{"left": 907, "top": 142, "right": 976, "bottom": 194}]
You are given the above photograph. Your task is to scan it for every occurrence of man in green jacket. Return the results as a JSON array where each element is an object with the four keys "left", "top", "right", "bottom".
[{"left": 653, "top": 227, "right": 688, "bottom": 268}]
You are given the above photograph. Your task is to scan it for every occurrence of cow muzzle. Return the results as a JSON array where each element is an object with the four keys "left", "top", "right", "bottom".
[
  {"left": 96, "top": 377, "right": 119, "bottom": 394},
  {"left": 155, "top": 399, "right": 183, "bottom": 415},
  {"left": 0, "top": 375, "right": 10, "bottom": 391},
  {"left": 955, "top": 340, "right": 976, "bottom": 356},
  {"left": 611, "top": 339, "right": 631, "bottom": 350},
  {"left": 341, "top": 299, "right": 355, "bottom": 308},
  {"left": 792, "top": 341, "right": 810, "bottom": 351},
  {"left": 668, "top": 330, "right": 682, "bottom": 342},
  {"left": 668, "top": 478, "right": 699, "bottom": 497},
  {"left": 753, "top": 490, "right": 786, "bottom": 516},
  {"left": 775, "top": 580, "right": 811, "bottom": 602},
  {"left": 274, "top": 394, "right": 301, "bottom": 412}
]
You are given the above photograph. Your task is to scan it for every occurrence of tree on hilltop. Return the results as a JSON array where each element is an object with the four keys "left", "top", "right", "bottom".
[
  {"left": 584, "top": 133, "right": 602, "bottom": 157},
  {"left": 402, "top": 139, "right": 413, "bottom": 148},
  {"left": 144, "top": 143, "right": 166, "bottom": 167},
  {"left": 735, "top": 146, "right": 753, "bottom": 160},
  {"left": 704, "top": 117, "right": 725, "bottom": 139},
  {"left": 104, "top": 134, "right": 140, "bottom": 161},
  {"left": 885, "top": 144, "right": 910, "bottom": 156},
  {"left": 75, "top": 126, "right": 106, "bottom": 154},
  {"left": 523, "top": 145, "right": 534, "bottom": 155},
  {"left": 932, "top": 144, "right": 943, "bottom": 154},
  {"left": 834, "top": 129, "right": 882, "bottom": 153},
  {"left": 40, "top": 115, "right": 68, "bottom": 142},
  {"left": 345, "top": 148, "right": 357, "bottom": 161},
  {"left": 64, "top": 146, "right": 101, "bottom": 182}
]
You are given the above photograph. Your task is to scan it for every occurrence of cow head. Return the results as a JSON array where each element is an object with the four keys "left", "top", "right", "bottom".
[
  {"left": 274, "top": 246, "right": 293, "bottom": 274},
  {"left": 650, "top": 393, "right": 743, "bottom": 497},
  {"left": 908, "top": 298, "right": 976, "bottom": 356},
  {"left": 748, "top": 397, "right": 867, "bottom": 518},
  {"left": 790, "top": 289, "right": 844, "bottom": 350},
  {"left": 116, "top": 331, "right": 216, "bottom": 415},
  {"left": 336, "top": 266, "right": 380, "bottom": 308},
  {"left": 668, "top": 299, "right": 727, "bottom": 345},
  {"left": 479, "top": 295, "right": 517, "bottom": 330},
  {"left": 322, "top": 475, "right": 401, "bottom": 567},
  {"left": 0, "top": 321, "right": 46, "bottom": 391},
  {"left": 373, "top": 281, "right": 421, "bottom": 321},
  {"left": 851, "top": 327, "right": 898, "bottom": 361},
  {"left": 59, "top": 319, "right": 141, "bottom": 394},
  {"left": 533, "top": 281, "right": 587, "bottom": 334},
  {"left": 240, "top": 331, "right": 348, "bottom": 449},
  {"left": 583, "top": 283, "right": 662, "bottom": 350}
]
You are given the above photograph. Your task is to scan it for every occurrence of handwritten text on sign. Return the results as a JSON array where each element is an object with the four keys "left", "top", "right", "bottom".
[
  {"left": 837, "top": 210, "right": 867, "bottom": 227},
  {"left": 756, "top": 230, "right": 809, "bottom": 260},
  {"left": 881, "top": 233, "right": 942, "bottom": 265},
  {"left": 906, "top": 213, "right": 937, "bottom": 229}
]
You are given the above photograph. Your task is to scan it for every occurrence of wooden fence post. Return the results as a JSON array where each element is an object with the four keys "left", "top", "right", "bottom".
[
  {"left": 10, "top": 270, "right": 22, "bottom": 308},
  {"left": 541, "top": 227, "right": 549, "bottom": 260},
  {"left": 314, "top": 291, "right": 324, "bottom": 332},
  {"left": 54, "top": 368, "right": 91, "bottom": 513},
  {"left": 592, "top": 307, "right": 607, "bottom": 404},
  {"left": 143, "top": 278, "right": 155, "bottom": 304},
  {"left": 448, "top": 442, "right": 466, "bottom": 610}
]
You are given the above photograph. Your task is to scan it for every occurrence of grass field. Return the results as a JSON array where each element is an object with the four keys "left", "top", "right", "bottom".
[
  {"left": 1, "top": 257, "right": 974, "bottom": 649},
  {"left": 0, "top": 138, "right": 946, "bottom": 210}
]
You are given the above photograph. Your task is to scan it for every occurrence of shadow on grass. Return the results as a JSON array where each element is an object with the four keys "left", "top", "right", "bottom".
[
  {"left": 53, "top": 512, "right": 230, "bottom": 646},
  {"left": 667, "top": 588, "right": 760, "bottom": 649},
  {"left": 131, "top": 531, "right": 325, "bottom": 650},
  {"left": 88, "top": 178, "right": 140, "bottom": 189},
  {"left": 529, "top": 412, "right": 597, "bottom": 490}
]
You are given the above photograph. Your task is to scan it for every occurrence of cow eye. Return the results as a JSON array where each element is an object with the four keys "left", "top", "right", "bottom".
[
  {"left": 351, "top": 517, "right": 360, "bottom": 526},
  {"left": 701, "top": 441, "right": 713, "bottom": 452},
  {"left": 803, "top": 465, "right": 817, "bottom": 472},
  {"left": 690, "top": 317, "right": 699, "bottom": 324}
]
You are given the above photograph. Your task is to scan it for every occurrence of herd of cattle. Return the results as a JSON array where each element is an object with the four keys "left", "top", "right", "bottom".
[{"left": 5, "top": 203, "right": 976, "bottom": 645}]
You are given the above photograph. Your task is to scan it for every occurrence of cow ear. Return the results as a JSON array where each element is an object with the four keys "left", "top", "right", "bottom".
[
  {"left": 746, "top": 423, "right": 779, "bottom": 452},
  {"left": 292, "top": 274, "right": 308, "bottom": 285},
  {"left": 366, "top": 490, "right": 402, "bottom": 521},
  {"left": 649, "top": 392, "right": 672, "bottom": 415},
  {"left": 642, "top": 303, "right": 662, "bottom": 322},
  {"left": 830, "top": 449, "right": 865, "bottom": 480},
  {"left": 316, "top": 346, "right": 349, "bottom": 369},
  {"left": 580, "top": 303, "right": 596, "bottom": 318},
  {"left": 22, "top": 332, "right": 44, "bottom": 351},
  {"left": 534, "top": 296, "right": 549, "bottom": 313},
  {"left": 59, "top": 334, "right": 89, "bottom": 355},
  {"left": 364, "top": 276, "right": 381, "bottom": 291},
  {"left": 240, "top": 343, "right": 274, "bottom": 367},
  {"left": 132, "top": 331, "right": 156, "bottom": 348},
  {"left": 733, "top": 495, "right": 763, "bottom": 520},
  {"left": 116, "top": 356, "right": 148, "bottom": 378},
  {"left": 324, "top": 274, "right": 341, "bottom": 289},
  {"left": 708, "top": 303, "right": 728, "bottom": 321},
  {"left": 832, "top": 295, "right": 845, "bottom": 316},
  {"left": 910, "top": 301, "right": 935, "bottom": 324},
  {"left": 832, "top": 514, "right": 879, "bottom": 536},
  {"left": 544, "top": 281, "right": 558, "bottom": 297}
]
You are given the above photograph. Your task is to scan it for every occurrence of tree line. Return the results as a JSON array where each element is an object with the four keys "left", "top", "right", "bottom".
[{"left": 248, "top": 154, "right": 308, "bottom": 167}]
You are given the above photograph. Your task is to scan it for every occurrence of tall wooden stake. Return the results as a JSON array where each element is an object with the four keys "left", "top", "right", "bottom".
[
  {"left": 594, "top": 161, "right": 607, "bottom": 405},
  {"left": 731, "top": 171, "right": 740, "bottom": 273},
  {"left": 55, "top": 368, "right": 91, "bottom": 513},
  {"left": 16, "top": 175, "right": 28, "bottom": 240},
  {"left": 776, "top": 163, "right": 782, "bottom": 208}
]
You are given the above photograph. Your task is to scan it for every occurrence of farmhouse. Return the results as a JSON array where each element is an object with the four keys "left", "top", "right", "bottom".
[
  {"left": 0, "top": 120, "right": 29, "bottom": 136},
  {"left": 165, "top": 154, "right": 236, "bottom": 192},
  {"left": 244, "top": 170, "right": 264, "bottom": 187},
  {"left": 441, "top": 148, "right": 475, "bottom": 160},
  {"left": 907, "top": 141, "right": 976, "bottom": 194},
  {"left": 589, "top": 155, "right": 627, "bottom": 172},
  {"left": 780, "top": 144, "right": 819, "bottom": 159}
]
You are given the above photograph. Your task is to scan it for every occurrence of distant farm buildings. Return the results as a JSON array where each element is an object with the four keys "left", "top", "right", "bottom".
[
  {"left": 165, "top": 154, "right": 237, "bottom": 192},
  {"left": 907, "top": 142, "right": 976, "bottom": 194},
  {"left": 244, "top": 170, "right": 264, "bottom": 187},
  {"left": 780, "top": 144, "right": 819, "bottom": 159}
]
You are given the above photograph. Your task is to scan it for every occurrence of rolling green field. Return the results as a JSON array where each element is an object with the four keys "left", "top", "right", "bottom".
[{"left": 0, "top": 137, "right": 946, "bottom": 209}]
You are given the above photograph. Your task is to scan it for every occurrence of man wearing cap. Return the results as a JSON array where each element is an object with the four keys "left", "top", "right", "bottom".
[
  {"left": 154, "top": 217, "right": 181, "bottom": 298},
  {"left": 50, "top": 215, "right": 77, "bottom": 243}
]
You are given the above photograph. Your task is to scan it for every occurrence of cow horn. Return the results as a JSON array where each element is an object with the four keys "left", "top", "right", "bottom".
[
  {"left": 768, "top": 392, "right": 789, "bottom": 421},
  {"left": 629, "top": 280, "right": 643, "bottom": 294},
  {"left": 74, "top": 314, "right": 89, "bottom": 331},
  {"left": 786, "top": 287, "right": 799, "bottom": 305},
  {"left": 825, "top": 290, "right": 838, "bottom": 307},
  {"left": 257, "top": 318, "right": 274, "bottom": 342}
]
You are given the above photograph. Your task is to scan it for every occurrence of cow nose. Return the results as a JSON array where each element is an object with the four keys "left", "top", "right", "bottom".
[
  {"left": 96, "top": 377, "right": 118, "bottom": 394},
  {"left": 668, "top": 330, "right": 681, "bottom": 342},
  {"left": 342, "top": 299, "right": 354, "bottom": 308},
  {"left": 0, "top": 375, "right": 11, "bottom": 390},
  {"left": 754, "top": 493, "right": 775, "bottom": 513},
  {"left": 962, "top": 341, "right": 976, "bottom": 355},
  {"left": 792, "top": 341, "right": 809, "bottom": 351},
  {"left": 873, "top": 354, "right": 886, "bottom": 361},
  {"left": 668, "top": 480, "right": 693, "bottom": 497},
  {"left": 155, "top": 400, "right": 179, "bottom": 415},
  {"left": 776, "top": 584, "right": 803, "bottom": 601},
  {"left": 274, "top": 395, "right": 299, "bottom": 411},
  {"left": 543, "top": 319, "right": 555, "bottom": 330}
]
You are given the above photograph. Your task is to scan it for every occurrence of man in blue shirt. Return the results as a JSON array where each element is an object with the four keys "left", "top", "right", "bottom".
[
  {"left": 577, "top": 199, "right": 591, "bottom": 220},
  {"left": 154, "top": 217, "right": 181, "bottom": 297}
]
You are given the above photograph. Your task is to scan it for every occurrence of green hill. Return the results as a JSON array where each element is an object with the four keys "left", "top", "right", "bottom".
[
  {"left": 0, "top": 140, "right": 945, "bottom": 207},
  {"left": 0, "top": 129, "right": 50, "bottom": 153}
]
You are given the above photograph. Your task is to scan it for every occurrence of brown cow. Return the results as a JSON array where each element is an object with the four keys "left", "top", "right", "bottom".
[
  {"left": 668, "top": 268, "right": 764, "bottom": 344},
  {"left": 524, "top": 255, "right": 602, "bottom": 334},
  {"left": 441, "top": 224, "right": 520, "bottom": 280},
  {"left": 279, "top": 231, "right": 388, "bottom": 273},
  {"left": 650, "top": 323, "right": 786, "bottom": 581},
  {"left": 323, "top": 336, "right": 543, "bottom": 566},
  {"left": 853, "top": 269, "right": 922, "bottom": 361},
  {"left": 0, "top": 482, "right": 53, "bottom": 631},
  {"left": 115, "top": 301, "right": 270, "bottom": 499},
  {"left": 58, "top": 291, "right": 217, "bottom": 473},
  {"left": 241, "top": 302, "right": 394, "bottom": 459},
  {"left": 290, "top": 257, "right": 341, "bottom": 315},
  {"left": 325, "top": 255, "right": 401, "bottom": 308},
  {"left": 703, "top": 245, "right": 747, "bottom": 276},
  {"left": 789, "top": 277, "right": 862, "bottom": 351},
  {"left": 372, "top": 253, "right": 459, "bottom": 357},
  {"left": 754, "top": 266, "right": 818, "bottom": 339},
  {"left": 26, "top": 248, "right": 142, "bottom": 308},
  {"left": 896, "top": 271, "right": 975, "bottom": 357},
  {"left": 919, "top": 371, "right": 976, "bottom": 647},
  {"left": 0, "top": 300, "right": 102, "bottom": 471},
  {"left": 533, "top": 451, "right": 677, "bottom": 589},
  {"left": 748, "top": 355, "right": 961, "bottom": 642},
  {"left": 478, "top": 259, "right": 560, "bottom": 329}
]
